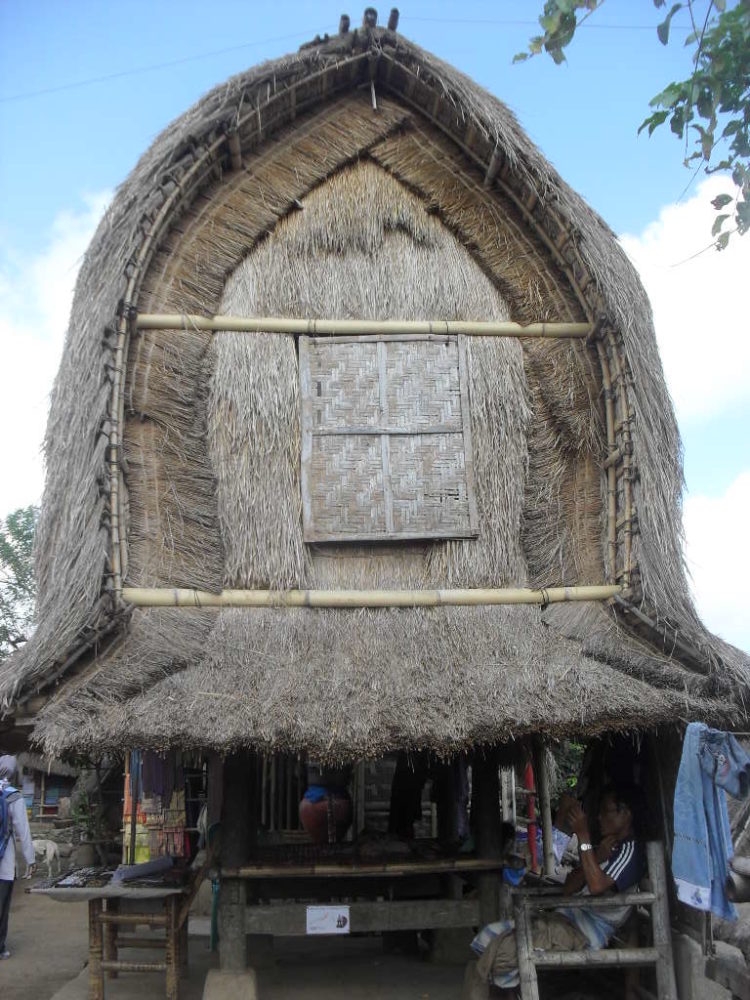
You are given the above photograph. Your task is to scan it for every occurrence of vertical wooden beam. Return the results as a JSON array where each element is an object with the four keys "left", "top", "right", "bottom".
[
  {"left": 474, "top": 747, "right": 502, "bottom": 926},
  {"left": 532, "top": 737, "right": 556, "bottom": 878},
  {"left": 513, "top": 895, "right": 541, "bottom": 1000},
  {"left": 218, "top": 752, "right": 255, "bottom": 972},
  {"left": 88, "top": 899, "right": 104, "bottom": 1000},
  {"left": 648, "top": 841, "right": 678, "bottom": 1000},
  {"left": 165, "top": 894, "right": 180, "bottom": 1000},
  {"left": 103, "top": 897, "right": 119, "bottom": 980}
]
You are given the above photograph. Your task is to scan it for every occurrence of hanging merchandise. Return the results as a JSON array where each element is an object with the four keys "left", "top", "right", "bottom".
[{"left": 672, "top": 722, "right": 750, "bottom": 920}]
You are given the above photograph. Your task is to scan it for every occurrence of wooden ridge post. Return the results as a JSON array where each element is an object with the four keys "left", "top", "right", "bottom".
[
  {"left": 474, "top": 747, "right": 502, "bottom": 926},
  {"left": 218, "top": 752, "right": 255, "bottom": 972}
]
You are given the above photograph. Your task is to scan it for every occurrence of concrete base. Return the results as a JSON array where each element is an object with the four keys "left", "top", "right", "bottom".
[
  {"left": 202, "top": 969, "right": 258, "bottom": 1000},
  {"left": 672, "top": 931, "right": 732, "bottom": 1000}
]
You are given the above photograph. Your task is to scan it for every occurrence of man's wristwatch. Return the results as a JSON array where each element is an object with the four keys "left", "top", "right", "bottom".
[{"left": 579, "top": 842, "right": 594, "bottom": 853}]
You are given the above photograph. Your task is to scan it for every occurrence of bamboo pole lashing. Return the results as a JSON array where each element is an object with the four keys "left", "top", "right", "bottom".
[
  {"left": 135, "top": 314, "right": 593, "bottom": 338},
  {"left": 606, "top": 327, "right": 635, "bottom": 590},
  {"left": 121, "top": 585, "right": 624, "bottom": 609},
  {"left": 595, "top": 340, "right": 618, "bottom": 583}
]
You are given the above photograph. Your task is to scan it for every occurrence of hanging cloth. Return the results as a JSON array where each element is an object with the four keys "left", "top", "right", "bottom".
[{"left": 672, "top": 722, "right": 750, "bottom": 920}]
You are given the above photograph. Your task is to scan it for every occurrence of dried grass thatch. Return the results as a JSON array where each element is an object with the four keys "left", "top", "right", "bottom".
[{"left": 2, "top": 23, "right": 748, "bottom": 756}]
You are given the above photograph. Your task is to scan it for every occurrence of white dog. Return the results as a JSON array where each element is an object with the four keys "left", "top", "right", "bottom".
[{"left": 30, "top": 838, "right": 60, "bottom": 877}]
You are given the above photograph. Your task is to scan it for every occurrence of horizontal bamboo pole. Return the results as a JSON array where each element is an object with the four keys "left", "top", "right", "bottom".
[
  {"left": 533, "top": 947, "right": 659, "bottom": 969},
  {"left": 122, "top": 585, "right": 623, "bottom": 609},
  {"left": 98, "top": 912, "right": 167, "bottom": 927},
  {"left": 101, "top": 960, "right": 167, "bottom": 974},
  {"left": 136, "top": 314, "right": 593, "bottom": 339},
  {"left": 223, "top": 857, "right": 506, "bottom": 879}
]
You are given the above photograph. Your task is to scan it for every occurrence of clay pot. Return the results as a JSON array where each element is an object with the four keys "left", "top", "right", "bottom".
[{"left": 299, "top": 791, "right": 352, "bottom": 844}]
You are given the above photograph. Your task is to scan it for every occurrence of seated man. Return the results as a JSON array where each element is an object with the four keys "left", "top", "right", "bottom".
[{"left": 463, "top": 783, "right": 645, "bottom": 998}]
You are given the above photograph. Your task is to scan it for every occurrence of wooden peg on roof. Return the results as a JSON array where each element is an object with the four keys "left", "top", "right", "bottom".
[
  {"left": 387, "top": 8, "right": 399, "bottom": 30},
  {"left": 339, "top": 14, "right": 350, "bottom": 33},
  {"left": 363, "top": 7, "right": 378, "bottom": 28}
]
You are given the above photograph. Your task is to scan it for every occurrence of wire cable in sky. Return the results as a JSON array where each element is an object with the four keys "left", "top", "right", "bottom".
[
  {"left": 406, "top": 16, "right": 689, "bottom": 30},
  {"left": 0, "top": 26, "right": 336, "bottom": 103},
  {"left": 0, "top": 16, "right": 690, "bottom": 104}
]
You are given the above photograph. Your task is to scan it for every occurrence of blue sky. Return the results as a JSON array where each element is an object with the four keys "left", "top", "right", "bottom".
[{"left": 0, "top": 1, "right": 748, "bottom": 650}]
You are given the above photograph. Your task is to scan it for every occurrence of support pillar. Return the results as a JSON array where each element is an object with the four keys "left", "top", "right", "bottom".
[
  {"left": 474, "top": 747, "right": 502, "bottom": 926},
  {"left": 218, "top": 751, "right": 255, "bottom": 973}
]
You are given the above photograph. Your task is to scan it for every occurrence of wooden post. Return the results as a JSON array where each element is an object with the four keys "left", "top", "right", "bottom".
[
  {"left": 474, "top": 747, "right": 502, "bottom": 926},
  {"left": 218, "top": 752, "right": 255, "bottom": 972},
  {"left": 532, "top": 738, "right": 556, "bottom": 878},
  {"left": 88, "top": 899, "right": 104, "bottom": 1000},
  {"left": 513, "top": 895, "right": 541, "bottom": 1000},
  {"left": 165, "top": 894, "right": 180, "bottom": 1000},
  {"left": 103, "top": 897, "right": 119, "bottom": 980},
  {"left": 647, "top": 841, "right": 678, "bottom": 1000}
]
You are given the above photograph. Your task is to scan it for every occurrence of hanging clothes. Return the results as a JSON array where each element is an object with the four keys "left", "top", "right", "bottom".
[{"left": 672, "top": 722, "right": 750, "bottom": 920}]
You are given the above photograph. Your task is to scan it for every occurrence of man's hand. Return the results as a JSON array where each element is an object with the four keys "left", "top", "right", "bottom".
[
  {"left": 566, "top": 801, "right": 591, "bottom": 843},
  {"left": 596, "top": 835, "right": 619, "bottom": 864}
]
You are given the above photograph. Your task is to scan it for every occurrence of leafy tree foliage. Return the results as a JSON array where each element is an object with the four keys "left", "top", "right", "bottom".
[
  {"left": 0, "top": 506, "right": 38, "bottom": 660},
  {"left": 516, "top": 1, "right": 750, "bottom": 247}
]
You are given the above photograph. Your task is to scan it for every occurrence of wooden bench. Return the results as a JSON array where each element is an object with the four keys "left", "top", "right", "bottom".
[{"left": 512, "top": 841, "right": 677, "bottom": 1000}]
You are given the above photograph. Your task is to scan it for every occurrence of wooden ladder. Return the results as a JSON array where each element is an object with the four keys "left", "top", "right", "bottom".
[{"left": 513, "top": 841, "right": 677, "bottom": 1000}]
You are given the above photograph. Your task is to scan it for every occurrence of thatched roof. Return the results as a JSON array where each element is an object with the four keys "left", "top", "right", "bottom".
[{"left": 1, "top": 22, "right": 748, "bottom": 759}]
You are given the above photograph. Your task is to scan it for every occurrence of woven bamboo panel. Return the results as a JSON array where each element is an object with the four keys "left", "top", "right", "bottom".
[{"left": 300, "top": 335, "right": 477, "bottom": 542}]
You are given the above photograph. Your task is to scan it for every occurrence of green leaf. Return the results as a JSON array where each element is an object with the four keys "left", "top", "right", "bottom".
[
  {"left": 714, "top": 0, "right": 726, "bottom": 10},
  {"left": 513, "top": 52, "right": 530, "bottom": 63},
  {"left": 716, "top": 232, "right": 730, "bottom": 250},
  {"left": 712, "top": 213, "right": 729, "bottom": 235},
  {"left": 639, "top": 109, "right": 670, "bottom": 136},
  {"left": 711, "top": 193, "right": 733, "bottom": 209},
  {"left": 657, "top": 3, "right": 683, "bottom": 46},
  {"left": 649, "top": 82, "right": 683, "bottom": 109},
  {"left": 540, "top": 12, "right": 563, "bottom": 33},
  {"left": 692, "top": 124, "right": 715, "bottom": 160},
  {"left": 550, "top": 46, "right": 567, "bottom": 64},
  {"left": 697, "top": 87, "right": 714, "bottom": 119}
]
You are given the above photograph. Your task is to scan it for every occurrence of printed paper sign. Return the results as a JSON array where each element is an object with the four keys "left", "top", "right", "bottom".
[{"left": 306, "top": 905, "right": 351, "bottom": 935}]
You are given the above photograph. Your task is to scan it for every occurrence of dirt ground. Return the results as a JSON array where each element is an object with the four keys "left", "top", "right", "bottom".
[{"left": 0, "top": 878, "right": 89, "bottom": 999}]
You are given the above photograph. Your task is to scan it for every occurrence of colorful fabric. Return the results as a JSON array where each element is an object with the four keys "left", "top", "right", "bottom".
[
  {"left": 672, "top": 723, "right": 750, "bottom": 920},
  {"left": 471, "top": 912, "right": 588, "bottom": 990}
]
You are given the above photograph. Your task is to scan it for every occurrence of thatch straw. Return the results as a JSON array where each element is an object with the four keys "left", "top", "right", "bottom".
[
  {"left": 33, "top": 605, "right": 715, "bottom": 762},
  {"left": 3, "top": 24, "right": 748, "bottom": 751}
]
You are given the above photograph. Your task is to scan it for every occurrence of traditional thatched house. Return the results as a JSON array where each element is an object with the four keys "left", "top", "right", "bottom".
[{"left": 2, "top": 10, "right": 749, "bottom": 995}]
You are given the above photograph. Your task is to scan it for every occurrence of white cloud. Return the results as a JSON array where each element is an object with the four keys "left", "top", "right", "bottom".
[
  {"left": 0, "top": 192, "right": 110, "bottom": 515},
  {"left": 620, "top": 176, "right": 750, "bottom": 425},
  {"left": 684, "top": 471, "right": 750, "bottom": 654}
]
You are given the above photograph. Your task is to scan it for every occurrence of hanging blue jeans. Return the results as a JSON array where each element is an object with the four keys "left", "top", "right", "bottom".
[{"left": 672, "top": 722, "right": 750, "bottom": 920}]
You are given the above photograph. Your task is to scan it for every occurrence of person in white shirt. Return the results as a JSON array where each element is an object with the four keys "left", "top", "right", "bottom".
[{"left": 0, "top": 755, "right": 36, "bottom": 960}]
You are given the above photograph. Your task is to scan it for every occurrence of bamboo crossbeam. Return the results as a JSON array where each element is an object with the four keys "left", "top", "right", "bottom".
[
  {"left": 224, "top": 857, "right": 506, "bottom": 879},
  {"left": 135, "top": 313, "right": 593, "bottom": 339},
  {"left": 98, "top": 912, "right": 167, "bottom": 927},
  {"left": 101, "top": 960, "right": 167, "bottom": 974},
  {"left": 122, "top": 584, "right": 623, "bottom": 609},
  {"left": 533, "top": 947, "right": 659, "bottom": 969}
]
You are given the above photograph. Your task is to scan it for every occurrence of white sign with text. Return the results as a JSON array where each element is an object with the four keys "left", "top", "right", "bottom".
[{"left": 305, "top": 905, "right": 351, "bottom": 935}]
